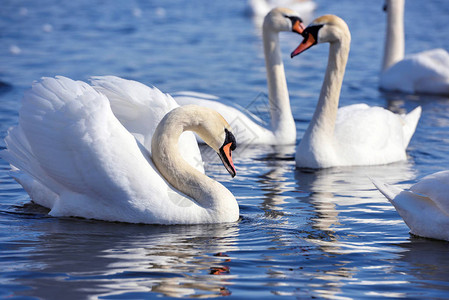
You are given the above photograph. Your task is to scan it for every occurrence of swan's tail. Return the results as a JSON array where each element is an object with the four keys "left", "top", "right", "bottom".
[
  {"left": 401, "top": 106, "right": 422, "bottom": 148},
  {"left": 370, "top": 178, "right": 403, "bottom": 202}
]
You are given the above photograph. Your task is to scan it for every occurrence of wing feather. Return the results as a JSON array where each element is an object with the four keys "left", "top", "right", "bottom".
[{"left": 91, "top": 76, "right": 204, "bottom": 173}]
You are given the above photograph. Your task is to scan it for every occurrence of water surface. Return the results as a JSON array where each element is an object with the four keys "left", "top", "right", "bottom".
[{"left": 1, "top": 0, "right": 449, "bottom": 299}]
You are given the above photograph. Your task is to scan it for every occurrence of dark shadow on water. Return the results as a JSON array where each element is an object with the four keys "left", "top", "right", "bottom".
[
  {"left": 395, "top": 236, "right": 449, "bottom": 283},
  {"left": 0, "top": 81, "right": 12, "bottom": 95},
  {"left": 381, "top": 89, "right": 449, "bottom": 114},
  {"left": 380, "top": 88, "right": 449, "bottom": 104}
]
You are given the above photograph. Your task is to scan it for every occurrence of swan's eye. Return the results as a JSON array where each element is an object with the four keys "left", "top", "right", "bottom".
[{"left": 302, "top": 24, "right": 324, "bottom": 40}]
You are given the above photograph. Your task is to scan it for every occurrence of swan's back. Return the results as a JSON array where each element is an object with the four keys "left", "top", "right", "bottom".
[
  {"left": 332, "top": 104, "right": 420, "bottom": 166},
  {"left": 381, "top": 48, "right": 449, "bottom": 95},
  {"left": 409, "top": 171, "right": 449, "bottom": 215},
  {"left": 296, "top": 104, "right": 420, "bottom": 169}
]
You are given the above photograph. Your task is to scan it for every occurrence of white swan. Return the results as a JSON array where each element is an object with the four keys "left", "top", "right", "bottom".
[
  {"left": 372, "top": 171, "right": 449, "bottom": 241},
  {"left": 1, "top": 76, "right": 239, "bottom": 224},
  {"left": 291, "top": 15, "right": 422, "bottom": 169},
  {"left": 175, "top": 8, "right": 304, "bottom": 145},
  {"left": 248, "top": 0, "right": 316, "bottom": 20},
  {"left": 380, "top": 0, "right": 449, "bottom": 95}
]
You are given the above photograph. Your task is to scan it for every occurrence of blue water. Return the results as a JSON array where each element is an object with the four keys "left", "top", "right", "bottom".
[{"left": 1, "top": 0, "right": 449, "bottom": 299}]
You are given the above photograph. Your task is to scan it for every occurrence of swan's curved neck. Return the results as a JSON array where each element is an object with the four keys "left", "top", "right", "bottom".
[
  {"left": 263, "top": 28, "right": 295, "bottom": 140},
  {"left": 151, "top": 110, "right": 232, "bottom": 210},
  {"left": 307, "top": 38, "right": 350, "bottom": 139},
  {"left": 383, "top": 0, "right": 405, "bottom": 71}
]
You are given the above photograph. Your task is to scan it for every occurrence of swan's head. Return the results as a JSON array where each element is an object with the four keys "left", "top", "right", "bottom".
[
  {"left": 263, "top": 7, "right": 305, "bottom": 34},
  {"left": 383, "top": 0, "right": 404, "bottom": 13},
  {"left": 183, "top": 106, "right": 237, "bottom": 178},
  {"left": 290, "top": 15, "right": 350, "bottom": 58}
]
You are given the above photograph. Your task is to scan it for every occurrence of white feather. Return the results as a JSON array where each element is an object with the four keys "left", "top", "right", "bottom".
[
  {"left": 372, "top": 171, "right": 449, "bottom": 241},
  {"left": 1, "top": 76, "right": 237, "bottom": 224}
]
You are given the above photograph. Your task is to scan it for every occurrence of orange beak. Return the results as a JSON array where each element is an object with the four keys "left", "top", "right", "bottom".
[
  {"left": 219, "top": 142, "right": 236, "bottom": 177},
  {"left": 291, "top": 32, "right": 317, "bottom": 58},
  {"left": 292, "top": 20, "right": 306, "bottom": 34}
]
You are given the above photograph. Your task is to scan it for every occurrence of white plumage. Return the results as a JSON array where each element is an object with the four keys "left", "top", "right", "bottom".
[
  {"left": 380, "top": 0, "right": 449, "bottom": 95},
  {"left": 372, "top": 171, "right": 449, "bottom": 241},
  {"left": 291, "top": 15, "right": 421, "bottom": 169},
  {"left": 1, "top": 76, "right": 239, "bottom": 224},
  {"left": 248, "top": 0, "right": 316, "bottom": 20},
  {"left": 381, "top": 49, "right": 449, "bottom": 95}
]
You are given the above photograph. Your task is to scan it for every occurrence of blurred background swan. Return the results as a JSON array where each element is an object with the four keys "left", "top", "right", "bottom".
[
  {"left": 380, "top": 0, "right": 449, "bottom": 95},
  {"left": 175, "top": 8, "right": 304, "bottom": 145},
  {"left": 248, "top": 0, "right": 316, "bottom": 25}
]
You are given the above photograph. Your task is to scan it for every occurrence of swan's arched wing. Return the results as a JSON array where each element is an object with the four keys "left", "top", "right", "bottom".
[
  {"left": 90, "top": 76, "right": 177, "bottom": 149},
  {"left": 16, "top": 77, "right": 175, "bottom": 217},
  {"left": 414, "top": 49, "right": 449, "bottom": 77},
  {"left": 90, "top": 76, "right": 204, "bottom": 173}
]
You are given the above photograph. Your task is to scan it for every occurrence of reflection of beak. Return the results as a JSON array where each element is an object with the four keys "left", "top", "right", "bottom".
[
  {"left": 292, "top": 19, "right": 306, "bottom": 34},
  {"left": 291, "top": 32, "right": 317, "bottom": 58},
  {"left": 219, "top": 142, "right": 236, "bottom": 178}
]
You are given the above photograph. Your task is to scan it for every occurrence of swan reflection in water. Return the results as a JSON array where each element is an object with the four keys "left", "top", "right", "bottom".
[
  {"left": 295, "top": 161, "right": 416, "bottom": 244},
  {"left": 289, "top": 161, "right": 418, "bottom": 298},
  {"left": 201, "top": 143, "right": 299, "bottom": 223},
  {"left": 10, "top": 217, "right": 239, "bottom": 298},
  {"left": 396, "top": 236, "right": 449, "bottom": 282},
  {"left": 216, "top": 143, "right": 420, "bottom": 299}
]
